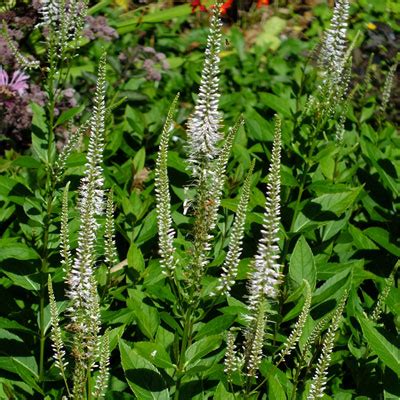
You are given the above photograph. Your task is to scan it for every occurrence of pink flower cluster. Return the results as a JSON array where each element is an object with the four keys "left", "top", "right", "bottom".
[
  {"left": 0, "top": 67, "right": 29, "bottom": 96},
  {"left": 0, "top": 67, "right": 46, "bottom": 150}
]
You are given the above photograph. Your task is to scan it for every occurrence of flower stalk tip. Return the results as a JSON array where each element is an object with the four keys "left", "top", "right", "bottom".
[
  {"left": 247, "top": 115, "right": 282, "bottom": 316},
  {"left": 187, "top": 0, "right": 223, "bottom": 169},
  {"left": 155, "top": 93, "right": 180, "bottom": 276}
]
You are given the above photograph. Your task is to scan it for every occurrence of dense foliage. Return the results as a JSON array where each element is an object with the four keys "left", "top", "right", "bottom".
[{"left": 0, "top": 0, "right": 399, "bottom": 399}]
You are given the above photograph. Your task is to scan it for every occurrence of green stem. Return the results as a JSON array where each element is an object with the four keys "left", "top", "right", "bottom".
[
  {"left": 39, "top": 39, "right": 58, "bottom": 384},
  {"left": 39, "top": 181, "right": 56, "bottom": 383},
  {"left": 87, "top": 366, "right": 92, "bottom": 400},
  {"left": 290, "top": 366, "right": 302, "bottom": 400},
  {"left": 174, "top": 308, "right": 194, "bottom": 400},
  {"left": 243, "top": 375, "right": 253, "bottom": 399}
]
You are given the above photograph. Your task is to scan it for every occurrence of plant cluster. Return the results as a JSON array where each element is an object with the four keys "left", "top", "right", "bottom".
[{"left": 0, "top": 0, "right": 399, "bottom": 399}]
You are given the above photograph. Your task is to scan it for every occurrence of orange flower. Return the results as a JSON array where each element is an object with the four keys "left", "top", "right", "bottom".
[
  {"left": 191, "top": 0, "right": 207, "bottom": 13},
  {"left": 220, "top": 0, "right": 234, "bottom": 15},
  {"left": 257, "top": 0, "right": 269, "bottom": 8}
]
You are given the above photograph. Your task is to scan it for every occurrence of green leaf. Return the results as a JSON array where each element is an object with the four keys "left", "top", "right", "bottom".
[
  {"left": 259, "top": 360, "right": 290, "bottom": 398},
  {"left": 358, "top": 317, "right": 400, "bottom": 376},
  {"left": 185, "top": 335, "right": 222, "bottom": 366},
  {"left": 3, "top": 272, "right": 40, "bottom": 292},
  {"left": 348, "top": 224, "right": 379, "bottom": 250},
  {"left": 87, "top": 0, "right": 111, "bottom": 15},
  {"left": 214, "top": 382, "right": 235, "bottom": 400},
  {"left": 0, "top": 329, "right": 23, "bottom": 343},
  {"left": 38, "top": 301, "right": 68, "bottom": 335},
  {"left": 54, "top": 105, "right": 85, "bottom": 127},
  {"left": 322, "top": 216, "right": 349, "bottom": 241},
  {"left": 127, "top": 243, "right": 145, "bottom": 272},
  {"left": 133, "top": 147, "right": 146, "bottom": 173},
  {"left": 364, "top": 227, "right": 400, "bottom": 257},
  {"left": 12, "top": 156, "right": 41, "bottom": 169},
  {"left": 0, "top": 317, "right": 34, "bottom": 333},
  {"left": 168, "top": 151, "right": 187, "bottom": 173},
  {"left": 0, "top": 240, "right": 39, "bottom": 262},
  {"left": 117, "top": 4, "right": 193, "bottom": 33},
  {"left": 293, "top": 188, "right": 362, "bottom": 232},
  {"left": 313, "top": 188, "right": 362, "bottom": 217},
  {"left": 134, "top": 342, "right": 175, "bottom": 369},
  {"left": 127, "top": 296, "right": 159, "bottom": 340},
  {"left": 244, "top": 108, "right": 274, "bottom": 142},
  {"left": 119, "top": 340, "right": 170, "bottom": 399},
  {"left": 361, "top": 139, "right": 399, "bottom": 197},
  {"left": 108, "top": 325, "right": 125, "bottom": 352},
  {"left": 0, "top": 356, "right": 42, "bottom": 394},
  {"left": 312, "top": 268, "right": 351, "bottom": 306},
  {"left": 195, "top": 315, "right": 236, "bottom": 340},
  {"left": 268, "top": 373, "right": 286, "bottom": 400},
  {"left": 30, "top": 103, "right": 50, "bottom": 163},
  {"left": 289, "top": 236, "right": 316, "bottom": 290},
  {"left": 386, "top": 287, "right": 400, "bottom": 316},
  {"left": 135, "top": 210, "right": 158, "bottom": 245},
  {"left": 259, "top": 92, "right": 292, "bottom": 117}
]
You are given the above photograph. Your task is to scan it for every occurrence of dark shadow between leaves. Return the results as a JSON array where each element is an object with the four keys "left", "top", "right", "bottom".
[
  {"left": 180, "top": 379, "right": 219, "bottom": 399},
  {"left": 125, "top": 368, "right": 167, "bottom": 392},
  {"left": 377, "top": 159, "right": 398, "bottom": 179},
  {"left": 302, "top": 201, "right": 338, "bottom": 222},
  {"left": 0, "top": 339, "right": 31, "bottom": 357},
  {"left": 9, "top": 183, "right": 32, "bottom": 198},
  {"left": 311, "top": 299, "right": 336, "bottom": 320},
  {"left": 357, "top": 169, "right": 392, "bottom": 209}
]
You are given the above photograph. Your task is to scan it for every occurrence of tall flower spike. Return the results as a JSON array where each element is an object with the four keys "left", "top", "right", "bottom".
[
  {"left": 93, "top": 331, "right": 110, "bottom": 398},
  {"left": 247, "top": 116, "right": 282, "bottom": 317},
  {"left": 1, "top": 22, "right": 40, "bottom": 69},
  {"left": 104, "top": 189, "right": 117, "bottom": 267},
  {"left": 224, "top": 329, "right": 243, "bottom": 382},
  {"left": 207, "top": 117, "right": 244, "bottom": 233},
  {"left": 187, "top": 117, "right": 244, "bottom": 290},
  {"left": 217, "top": 159, "right": 254, "bottom": 295},
  {"left": 370, "top": 261, "right": 398, "bottom": 322},
  {"left": 54, "top": 118, "right": 90, "bottom": 179},
  {"left": 244, "top": 300, "right": 267, "bottom": 378},
  {"left": 186, "top": 0, "right": 223, "bottom": 169},
  {"left": 318, "top": 0, "right": 350, "bottom": 86},
  {"left": 48, "top": 276, "right": 70, "bottom": 395},
  {"left": 307, "top": 291, "right": 348, "bottom": 400},
  {"left": 155, "top": 94, "right": 180, "bottom": 276},
  {"left": 55, "top": 100, "right": 120, "bottom": 181},
  {"left": 278, "top": 280, "right": 312, "bottom": 362},
  {"left": 302, "top": 315, "right": 330, "bottom": 358},
  {"left": 37, "top": 0, "right": 61, "bottom": 28},
  {"left": 65, "top": 52, "right": 107, "bottom": 360},
  {"left": 60, "top": 182, "right": 71, "bottom": 272},
  {"left": 37, "top": 0, "right": 89, "bottom": 58},
  {"left": 380, "top": 61, "right": 398, "bottom": 114}
]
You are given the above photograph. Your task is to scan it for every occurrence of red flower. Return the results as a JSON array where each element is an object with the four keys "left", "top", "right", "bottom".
[
  {"left": 220, "top": 0, "right": 234, "bottom": 15},
  {"left": 257, "top": 0, "right": 270, "bottom": 8},
  {"left": 191, "top": 0, "right": 207, "bottom": 13}
]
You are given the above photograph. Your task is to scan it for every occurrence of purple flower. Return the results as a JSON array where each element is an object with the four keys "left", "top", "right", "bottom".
[
  {"left": 0, "top": 67, "right": 46, "bottom": 150},
  {"left": 119, "top": 45, "right": 170, "bottom": 81},
  {"left": 83, "top": 16, "right": 119, "bottom": 42},
  {"left": 0, "top": 67, "right": 29, "bottom": 95}
]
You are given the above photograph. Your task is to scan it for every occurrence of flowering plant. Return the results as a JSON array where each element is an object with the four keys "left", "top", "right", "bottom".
[{"left": 0, "top": 0, "right": 398, "bottom": 399}]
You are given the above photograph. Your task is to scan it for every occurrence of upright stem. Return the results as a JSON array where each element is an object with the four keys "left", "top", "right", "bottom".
[
  {"left": 174, "top": 308, "right": 194, "bottom": 400},
  {"left": 290, "top": 366, "right": 302, "bottom": 400},
  {"left": 39, "top": 46, "right": 58, "bottom": 383},
  {"left": 39, "top": 179, "right": 56, "bottom": 383},
  {"left": 87, "top": 366, "right": 93, "bottom": 400}
]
